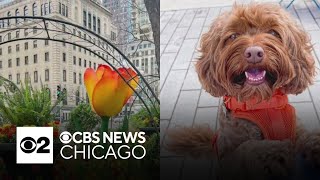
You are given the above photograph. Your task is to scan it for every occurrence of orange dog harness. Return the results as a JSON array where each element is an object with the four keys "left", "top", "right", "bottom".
[{"left": 212, "top": 90, "right": 296, "bottom": 154}]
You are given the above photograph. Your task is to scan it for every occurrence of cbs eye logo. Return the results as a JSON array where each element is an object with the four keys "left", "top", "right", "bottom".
[
  {"left": 16, "top": 127, "right": 53, "bottom": 164},
  {"left": 59, "top": 131, "right": 72, "bottom": 144},
  {"left": 20, "top": 136, "right": 50, "bottom": 154}
]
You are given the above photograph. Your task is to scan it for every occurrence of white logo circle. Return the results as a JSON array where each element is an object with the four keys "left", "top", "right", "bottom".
[{"left": 59, "top": 131, "right": 72, "bottom": 144}]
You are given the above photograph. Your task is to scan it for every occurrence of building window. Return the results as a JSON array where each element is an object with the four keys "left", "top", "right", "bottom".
[
  {"left": 33, "top": 26, "right": 37, "bottom": 34},
  {"left": 33, "top": 40, "right": 37, "bottom": 48},
  {"left": 84, "top": 60, "right": 87, "bottom": 67},
  {"left": 66, "top": 6, "right": 68, "bottom": 17},
  {"left": 97, "top": 18, "right": 101, "bottom": 34},
  {"left": 59, "top": 3, "right": 61, "bottom": 14},
  {"left": 16, "top": 58, "right": 20, "bottom": 66},
  {"left": 16, "top": 44, "right": 19, "bottom": 52},
  {"left": 73, "top": 72, "right": 76, "bottom": 84},
  {"left": 0, "top": 61, "right": 2, "bottom": 69},
  {"left": 62, "top": 4, "right": 65, "bottom": 16},
  {"left": 8, "top": 74, "right": 12, "bottom": 80},
  {"left": 24, "top": 42, "right": 28, "bottom": 50},
  {"left": 44, "top": 3, "right": 49, "bottom": 15},
  {"left": 41, "top": 4, "right": 44, "bottom": 15},
  {"left": 15, "top": 9, "right": 19, "bottom": 24},
  {"left": 34, "top": 71, "right": 38, "bottom": 82},
  {"left": 25, "top": 72, "right": 29, "bottom": 81},
  {"left": 45, "top": 52, "right": 49, "bottom": 61},
  {"left": 76, "top": 90, "right": 80, "bottom": 105},
  {"left": 16, "top": 30, "right": 19, "bottom": 38},
  {"left": 63, "top": 70, "right": 66, "bottom": 82},
  {"left": 25, "top": 56, "right": 28, "bottom": 65},
  {"left": 94, "top": 63, "right": 96, "bottom": 69},
  {"left": 33, "top": 3, "right": 37, "bottom": 16},
  {"left": 8, "top": 59, "right": 11, "bottom": 67},
  {"left": 24, "top": 6, "right": 28, "bottom": 21},
  {"left": 73, "top": 56, "right": 76, "bottom": 65},
  {"left": 8, "top": 46, "right": 11, "bottom": 54},
  {"left": 89, "top": 61, "right": 91, "bottom": 68},
  {"left": 79, "top": 73, "right": 82, "bottom": 84},
  {"left": 63, "top": 38, "right": 66, "bottom": 46},
  {"left": 79, "top": 58, "right": 81, "bottom": 66},
  {"left": 88, "top": 13, "right": 91, "bottom": 29},
  {"left": 17, "top": 73, "right": 20, "bottom": 84},
  {"left": 63, "top": 53, "right": 66, "bottom": 62},
  {"left": 7, "top": 11, "right": 11, "bottom": 26},
  {"left": 0, "top": 48, "right": 2, "bottom": 55},
  {"left": 24, "top": 29, "right": 28, "bottom": 36},
  {"left": 45, "top": 69, "right": 49, "bottom": 81},
  {"left": 34, "top": 54, "right": 38, "bottom": 63},
  {"left": 62, "top": 24, "right": 66, "bottom": 32},
  {"left": 83, "top": 10, "right": 87, "bottom": 27},
  {"left": 111, "top": 31, "right": 116, "bottom": 41},
  {"left": 45, "top": 40, "right": 49, "bottom": 46},
  {"left": 63, "top": 88, "right": 67, "bottom": 105},
  {"left": 8, "top": 33, "right": 11, "bottom": 40},
  {"left": 93, "top": 16, "right": 96, "bottom": 31}
]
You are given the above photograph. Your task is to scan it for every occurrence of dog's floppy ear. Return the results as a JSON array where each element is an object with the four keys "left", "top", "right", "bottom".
[
  {"left": 280, "top": 18, "right": 316, "bottom": 94},
  {"left": 195, "top": 14, "right": 227, "bottom": 97}
]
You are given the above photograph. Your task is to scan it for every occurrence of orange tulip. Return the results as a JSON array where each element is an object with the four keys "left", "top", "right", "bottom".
[{"left": 84, "top": 64, "right": 139, "bottom": 117}]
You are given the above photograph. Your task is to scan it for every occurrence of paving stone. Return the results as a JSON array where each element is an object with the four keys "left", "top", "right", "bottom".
[
  {"left": 160, "top": 120, "right": 169, "bottom": 146},
  {"left": 172, "top": 39, "right": 198, "bottom": 70},
  {"left": 309, "top": 82, "right": 320, "bottom": 119},
  {"left": 170, "top": 90, "right": 201, "bottom": 127},
  {"left": 194, "top": 107, "right": 219, "bottom": 130},
  {"left": 292, "top": 102, "right": 320, "bottom": 131},
  {"left": 293, "top": 0, "right": 307, "bottom": 9},
  {"left": 160, "top": 70, "right": 187, "bottom": 119},
  {"left": 160, "top": 11, "right": 175, "bottom": 33},
  {"left": 160, "top": 53, "right": 177, "bottom": 89},
  {"left": 296, "top": 9, "right": 319, "bottom": 30},
  {"left": 164, "top": 27, "right": 189, "bottom": 53},
  {"left": 161, "top": 10, "right": 187, "bottom": 45},
  {"left": 198, "top": 90, "right": 221, "bottom": 107},
  {"left": 179, "top": 9, "right": 197, "bottom": 28},
  {"left": 204, "top": 8, "right": 221, "bottom": 27},
  {"left": 161, "top": 157, "right": 184, "bottom": 179},
  {"left": 186, "top": 17, "right": 206, "bottom": 39},
  {"left": 288, "top": 89, "right": 312, "bottom": 102},
  {"left": 182, "top": 63, "right": 202, "bottom": 90},
  {"left": 181, "top": 158, "right": 212, "bottom": 180},
  {"left": 195, "top": 8, "right": 209, "bottom": 18},
  {"left": 306, "top": 1, "right": 320, "bottom": 19}
]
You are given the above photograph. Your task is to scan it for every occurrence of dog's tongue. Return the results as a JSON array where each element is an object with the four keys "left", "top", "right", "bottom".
[
  {"left": 245, "top": 68, "right": 266, "bottom": 84},
  {"left": 245, "top": 68, "right": 266, "bottom": 78}
]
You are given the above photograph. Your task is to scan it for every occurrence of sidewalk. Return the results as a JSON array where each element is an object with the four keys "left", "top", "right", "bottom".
[{"left": 160, "top": 1, "right": 320, "bottom": 179}]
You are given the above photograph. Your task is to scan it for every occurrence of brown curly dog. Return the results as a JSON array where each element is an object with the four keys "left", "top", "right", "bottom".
[{"left": 166, "top": 3, "right": 320, "bottom": 180}]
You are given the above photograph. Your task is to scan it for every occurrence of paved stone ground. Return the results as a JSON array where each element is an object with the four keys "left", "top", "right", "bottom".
[{"left": 160, "top": 1, "right": 320, "bottom": 179}]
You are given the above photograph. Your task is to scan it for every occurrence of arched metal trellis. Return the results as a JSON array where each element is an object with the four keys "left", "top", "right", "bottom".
[{"left": 0, "top": 16, "right": 159, "bottom": 119}]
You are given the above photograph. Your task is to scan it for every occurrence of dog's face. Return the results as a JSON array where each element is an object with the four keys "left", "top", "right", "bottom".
[{"left": 196, "top": 4, "right": 315, "bottom": 101}]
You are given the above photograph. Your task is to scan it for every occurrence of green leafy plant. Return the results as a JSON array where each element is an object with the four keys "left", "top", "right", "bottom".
[
  {"left": 67, "top": 103, "right": 101, "bottom": 133},
  {"left": 129, "top": 104, "right": 160, "bottom": 130},
  {"left": 0, "top": 76, "right": 61, "bottom": 126}
]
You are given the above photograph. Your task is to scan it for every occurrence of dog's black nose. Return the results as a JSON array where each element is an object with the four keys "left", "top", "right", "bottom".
[{"left": 244, "top": 46, "right": 264, "bottom": 64}]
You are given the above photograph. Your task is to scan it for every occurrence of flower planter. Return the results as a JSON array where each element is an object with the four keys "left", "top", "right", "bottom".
[{"left": 0, "top": 143, "right": 61, "bottom": 179}]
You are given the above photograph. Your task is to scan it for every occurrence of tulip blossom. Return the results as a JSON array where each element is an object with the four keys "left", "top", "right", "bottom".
[{"left": 84, "top": 64, "right": 139, "bottom": 117}]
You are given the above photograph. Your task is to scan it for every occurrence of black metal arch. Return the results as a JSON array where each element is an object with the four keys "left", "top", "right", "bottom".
[{"left": 0, "top": 16, "right": 159, "bottom": 117}]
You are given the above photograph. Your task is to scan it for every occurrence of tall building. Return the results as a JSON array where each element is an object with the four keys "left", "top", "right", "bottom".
[
  {"left": 0, "top": 0, "right": 117, "bottom": 121},
  {"left": 103, "top": 0, "right": 133, "bottom": 52}
]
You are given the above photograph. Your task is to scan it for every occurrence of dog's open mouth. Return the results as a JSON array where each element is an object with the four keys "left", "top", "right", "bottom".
[
  {"left": 245, "top": 68, "right": 266, "bottom": 85},
  {"left": 233, "top": 68, "right": 277, "bottom": 86}
]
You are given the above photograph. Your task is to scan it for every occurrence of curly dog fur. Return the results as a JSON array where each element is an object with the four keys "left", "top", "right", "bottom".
[{"left": 166, "top": 3, "right": 320, "bottom": 179}]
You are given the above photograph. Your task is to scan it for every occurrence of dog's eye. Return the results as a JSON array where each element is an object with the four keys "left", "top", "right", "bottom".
[
  {"left": 268, "top": 30, "right": 280, "bottom": 38},
  {"left": 229, "top": 33, "right": 239, "bottom": 40}
]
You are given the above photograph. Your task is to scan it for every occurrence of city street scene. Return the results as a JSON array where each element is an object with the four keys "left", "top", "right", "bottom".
[
  {"left": 0, "top": 0, "right": 159, "bottom": 179},
  {"left": 160, "top": 0, "right": 320, "bottom": 179}
]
